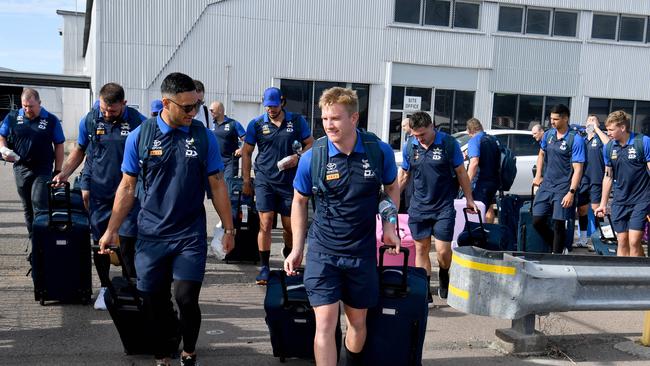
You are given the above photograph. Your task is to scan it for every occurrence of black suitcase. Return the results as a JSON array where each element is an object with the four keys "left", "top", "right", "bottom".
[
  {"left": 264, "top": 269, "right": 342, "bottom": 362},
  {"left": 224, "top": 177, "right": 259, "bottom": 264},
  {"left": 31, "top": 182, "right": 92, "bottom": 305},
  {"left": 592, "top": 215, "right": 618, "bottom": 256},
  {"left": 457, "top": 208, "right": 516, "bottom": 251},
  {"left": 98, "top": 246, "right": 181, "bottom": 355},
  {"left": 497, "top": 194, "right": 524, "bottom": 245},
  {"left": 364, "top": 247, "right": 429, "bottom": 366}
]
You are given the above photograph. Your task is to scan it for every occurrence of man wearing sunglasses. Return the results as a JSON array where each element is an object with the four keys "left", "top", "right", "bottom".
[
  {"left": 241, "top": 87, "right": 314, "bottom": 285},
  {"left": 99, "top": 72, "right": 235, "bottom": 366}
]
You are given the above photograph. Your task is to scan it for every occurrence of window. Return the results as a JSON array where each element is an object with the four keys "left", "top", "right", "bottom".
[
  {"left": 512, "top": 134, "right": 540, "bottom": 157},
  {"left": 592, "top": 13, "right": 648, "bottom": 42},
  {"left": 588, "top": 98, "right": 650, "bottom": 134},
  {"left": 492, "top": 94, "right": 571, "bottom": 131},
  {"left": 389, "top": 86, "right": 475, "bottom": 148},
  {"left": 619, "top": 16, "right": 645, "bottom": 42},
  {"left": 592, "top": 14, "right": 617, "bottom": 40},
  {"left": 499, "top": 6, "right": 577, "bottom": 37},
  {"left": 280, "top": 79, "right": 370, "bottom": 139},
  {"left": 395, "top": 0, "right": 480, "bottom": 29}
]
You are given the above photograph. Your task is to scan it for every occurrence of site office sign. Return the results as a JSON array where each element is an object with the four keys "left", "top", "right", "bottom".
[{"left": 404, "top": 96, "right": 421, "bottom": 111}]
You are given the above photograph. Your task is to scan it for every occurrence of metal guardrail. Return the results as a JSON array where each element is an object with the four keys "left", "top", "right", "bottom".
[{"left": 448, "top": 246, "right": 650, "bottom": 353}]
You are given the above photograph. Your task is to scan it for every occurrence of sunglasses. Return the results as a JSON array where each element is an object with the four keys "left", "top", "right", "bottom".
[{"left": 167, "top": 98, "right": 203, "bottom": 114}]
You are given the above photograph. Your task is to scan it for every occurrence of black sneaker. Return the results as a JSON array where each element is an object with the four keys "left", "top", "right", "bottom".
[
  {"left": 427, "top": 290, "right": 434, "bottom": 305},
  {"left": 282, "top": 246, "right": 292, "bottom": 259},
  {"left": 180, "top": 354, "right": 199, "bottom": 366},
  {"left": 438, "top": 286, "right": 448, "bottom": 299}
]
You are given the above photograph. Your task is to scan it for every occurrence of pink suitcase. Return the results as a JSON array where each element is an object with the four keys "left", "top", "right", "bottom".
[
  {"left": 375, "top": 214, "right": 416, "bottom": 267},
  {"left": 452, "top": 199, "right": 486, "bottom": 245}
]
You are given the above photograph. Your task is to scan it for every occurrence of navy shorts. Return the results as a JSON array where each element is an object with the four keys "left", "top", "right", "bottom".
[
  {"left": 408, "top": 207, "right": 455, "bottom": 242},
  {"left": 222, "top": 157, "right": 239, "bottom": 181},
  {"left": 254, "top": 180, "right": 293, "bottom": 216},
  {"left": 304, "top": 251, "right": 378, "bottom": 308},
  {"left": 611, "top": 202, "right": 650, "bottom": 233},
  {"left": 577, "top": 184, "right": 602, "bottom": 207},
  {"left": 532, "top": 188, "right": 575, "bottom": 221},
  {"left": 473, "top": 182, "right": 498, "bottom": 206},
  {"left": 135, "top": 236, "right": 207, "bottom": 292}
]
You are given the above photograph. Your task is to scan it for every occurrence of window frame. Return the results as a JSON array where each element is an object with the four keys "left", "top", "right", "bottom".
[
  {"left": 491, "top": 93, "right": 572, "bottom": 131},
  {"left": 394, "top": 0, "right": 481, "bottom": 30},
  {"left": 590, "top": 12, "right": 650, "bottom": 43},
  {"left": 498, "top": 5, "right": 578, "bottom": 38},
  {"left": 525, "top": 7, "right": 552, "bottom": 36},
  {"left": 552, "top": 10, "right": 579, "bottom": 37},
  {"left": 618, "top": 14, "right": 646, "bottom": 43},
  {"left": 588, "top": 97, "right": 650, "bottom": 134}
]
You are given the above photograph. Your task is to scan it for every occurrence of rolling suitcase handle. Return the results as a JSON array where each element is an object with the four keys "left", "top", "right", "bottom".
[
  {"left": 596, "top": 214, "right": 617, "bottom": 242},
  {"left": 378, "top": 245, "right": 410, "bottom": 298},
  {"left": 92, "top": 244, "right": 141, "bottom": 307},
  {"left": 46, "top": 181, "right": 72, "bottom": 230},
  {"left": 462, "top": 207, "right": 488, "bottom": 247},
  {"left": 278, "top": 268, "right": 309, "bottom": 307}
]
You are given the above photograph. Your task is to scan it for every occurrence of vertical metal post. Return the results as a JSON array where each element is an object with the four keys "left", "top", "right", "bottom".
[
  {"left": 511, "top": 313, "right": 536, "bottom": 335},
  {"left": 641, "top": 311, "right": 650, "bottom": 346}
]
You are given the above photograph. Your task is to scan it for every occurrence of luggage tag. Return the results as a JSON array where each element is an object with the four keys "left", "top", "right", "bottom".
[
  {"left": 241, "top": 204, "right": 249, "bottom": 223},
  {"left": 600, "top": 224, "right": 615, "bottom": 240}
]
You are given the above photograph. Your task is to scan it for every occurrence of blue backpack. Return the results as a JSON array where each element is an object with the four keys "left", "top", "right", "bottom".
[{"left": 486, "top": 134, "right": 517, "bottom": 192}]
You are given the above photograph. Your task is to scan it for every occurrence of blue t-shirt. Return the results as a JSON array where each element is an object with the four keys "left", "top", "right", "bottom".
[
  {"left": 244, "top": 111, "right": 311, "bottom": 185},
  {"left": 293, "top": 132, "right": 397, "bottom": 257},
  {"left": 122, "top": 116, "right": 223, "bottom": 240},
  {"left": 466, "top": 131, "right": 500, "bottom": 186},
  {"left": 0, "top": 107, "right": 65, "bottom": 174},
  {"left": 539, "top": 129, "right": 585, "bottom": 194},
  {"left": 603, "top": 133, "right": 650, "bottom": 205},
  {"left": 402, "top": 130, "right": 464, "bottom": 218},
  {"left": 212, "top": 116, "right": 245, "bottom": 158}
]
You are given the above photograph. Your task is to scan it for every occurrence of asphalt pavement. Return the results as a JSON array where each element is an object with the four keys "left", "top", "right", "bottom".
[{"left": 0, "top": 162, "right": 648, "bottom": 365}]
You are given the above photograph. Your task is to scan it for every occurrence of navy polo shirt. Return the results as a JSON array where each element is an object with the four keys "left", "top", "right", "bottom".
[
  {"left": 466, "top": 131, "right": 500, "bottom": 185},
  {"left": 583, "top": 134, "right": 605, "bottom": 186},
  {"left": 244, "top": 111, "right": 311, "bottom": 185},
  {"left": 212, "top": 116, "right": 245, "bottom": 158},
  {"left": 122, "top": 116, "right": 224, "bottom": 240},
  {"left": 77, "top": 107, "right": 146, "bottom": 200},
  {"left": 293, "top": 132, "right": 397, "bottom": 258},
  {"left": 540, "top": 129, "right": 585, "bottom": 193},
  {"left": 0, "top": 107, "right": 65, "bottom": 174},
  {"left": 401, "top": 130, "right": 464, "bottom": 219},
  {"left": 603, "top": 133, "right": 650, "bottom": 205}
]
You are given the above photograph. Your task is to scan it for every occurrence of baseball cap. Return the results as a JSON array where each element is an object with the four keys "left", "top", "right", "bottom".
[
  {"left": 263, "top": 87, "right": 283, "bottom": 107},
  {"left": 150, "top": 99, "right": 163, "bottom": 114}
]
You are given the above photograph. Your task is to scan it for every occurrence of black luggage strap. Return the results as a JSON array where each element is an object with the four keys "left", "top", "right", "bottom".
[
  {"left": 378, "top": 246, "right": 410, "bottom": 298},
  {"left": 46, "top": 181, "right": 73, "bottom": 231}
]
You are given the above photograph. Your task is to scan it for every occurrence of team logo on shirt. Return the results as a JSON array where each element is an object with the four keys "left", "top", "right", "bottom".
[
  {"left": 287, "top": 121, "right": 294, "bottom": 133},
  {"left": 628, "top": 147, "right": 637, "bottom": 160},
  {"left": 592, "top": 139, "right": 598, "bottom": 147},
  {"left": 120, "top": 122, "right": 130, "bottom": 136},
  {"left": 362, "top": 159, "right": 375, "bottom": 178},
  {"left": 559, "top": 141, "right": 568, "bottom": 151},
  {"left": 224, "top": 124, "right": 231, "bottom": 132},
  {"left": 16, "top": 116, "right": 24, "bottom": 124},
  {"left": 611, "top": 148, "right": 618, "bottom": 160},
  {"left": 38, "top": 119, "right": 48, "bottom": 130},
  {"left": 326, "top": 162, "right": 339, "bottom": 180},
  {"left": 262, "top": 124, "right": 271, "bottom": 135},
  {"left": 185, "top": 137, "right": 198, "bottom": 158},
  {"left": 96, "top": 123, "right": 106, "bottom": 135},
  {"left": 432, "top": 147, "right": 443, "bottom": 161},
  {"left": 149, "top": 139, "right": 163, "bottom": 156}
]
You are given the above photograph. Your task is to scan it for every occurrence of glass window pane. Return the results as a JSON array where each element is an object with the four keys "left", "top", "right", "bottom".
[
  {"left": 611, "top": 99, "right": 635, "bottom": 117},
  {"left": 518, "top": 95, "right": 543, "bottom": 131},
  {"left": 492, "top": 93, "right": 517, "bottom": 129},
  {"left": 404, "top": 87, "right": 432, "bottom": 111},
  {"left": 434, "top": 89, "right": 453, "bottom": 133},
  {"left": 511, "top": 134, "right": 540, "bottom": 157},
  {"left": 352, "top": 84, "right": 370, "bottom": 131},
  {"left": 619, "top": 16, "right": 645, "bottom": 42},
  {"left": 391, "top": 86, "right": 405, "bottom": 110},
  {"left": 281, "top": 79, "right": 312, "bottom": 128},
  {"left": 544, "top": 96, "right": 571, "bottom": 126},
  {"left": 587, "top": 98, "right": 610, "bottom": 128},
  {"left": 424, "top": 0, "right": 450, "bottom": 26},
  {"left": 553, "top": 11, "right": 577, "bottom": 37},
  {"left": 395, "top": 0, "right": 421, "bottom": 24},
  {"left": 454, "top": 2, "right": 479, "bottom": 29},
  {"left": 592, "top": 14, "right": 617, "bottom": 40},
  {"left": 635, "top": 101, "right": 650, "bottom": 135},
  {"left": 452, "top": 90, "right": 475, "bottom": 133},
  {"left": 526, "top": 9, "right": 551, "bottom": 35},
  {"left": 498, "top": 7, "right": 523, "bottom": 32},
  {"left": 389, "top": 112, "right": 404, "bottom": 150}
]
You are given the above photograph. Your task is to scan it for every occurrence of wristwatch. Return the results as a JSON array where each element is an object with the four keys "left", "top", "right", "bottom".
[
  {"left": 569, "top": 188, "right": 576, "bottom": 195},
  {"left": 224, "top": 228, "right": 236, "bottom": 236}
]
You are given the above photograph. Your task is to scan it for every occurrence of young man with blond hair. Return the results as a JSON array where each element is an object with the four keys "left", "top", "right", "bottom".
[
  {"left": 286, "top": 87, "right": 399, "bottom": 366},
  {"left": 595, "top": 110, "right": 650, "bottom": 256},
  {"left": 465, "top": 117, "right": 500, "bottom": 223}
]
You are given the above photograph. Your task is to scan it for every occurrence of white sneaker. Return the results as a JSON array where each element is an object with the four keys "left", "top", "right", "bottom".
[
  {"left": 562, "top": 248, "right": 570, "bottom": 255},
  {"left": 94, "top": 287, "right": 107, "bottom": 310},
  {"left": 574, "top": 236, "right": 589, "bottom": 248}
]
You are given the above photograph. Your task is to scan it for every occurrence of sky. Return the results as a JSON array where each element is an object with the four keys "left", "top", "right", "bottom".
[{"left": 0, "top": 0, "right": 84, "bottom": 74}]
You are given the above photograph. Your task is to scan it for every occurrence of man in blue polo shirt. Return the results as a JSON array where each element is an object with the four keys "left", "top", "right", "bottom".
[
  {"left": 209, "top": 100, "right": 245, "bottom": 180},
  {"left": 465, "top": 117, "right": 500, "bottom": 223},
  {"left": 54, "top": 82, "right": 146, "bottom": 310},
  {"left": 0, "top": 88, "right": 64, "bottom": 238},
  {"left": 575, "top": 115, "right": 609, "bottom": 247},
  {"left": 398, "top": 111, "right": 477, "bottom": 301},
  {"left": 99, "top": 72, "right": 235, "bottom": 366},
  {"left": 286, "top": 87, "right": 399, "bottom": 366},
  {"left": 532, "top": 104, "right": 585, "bottom": 254},
  {"left": 241, "top": 87, "right": 314, "bottom": 285},
  {"left": 595, "top": 110, "right": 650, "bottom": 256}
]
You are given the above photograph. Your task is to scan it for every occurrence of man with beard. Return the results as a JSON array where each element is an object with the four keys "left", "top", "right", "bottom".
[{"left": 54, "top": 83, "right": 146, "bottom": 309}]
